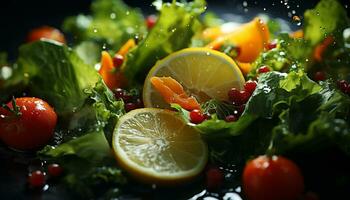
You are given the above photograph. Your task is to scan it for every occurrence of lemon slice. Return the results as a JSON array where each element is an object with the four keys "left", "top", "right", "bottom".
[
  {"left": 112, "top": 108, "right": 208, "bottom": 184},
  {"left": 143, "top": 47, "right": 245, "bottom": 109}
]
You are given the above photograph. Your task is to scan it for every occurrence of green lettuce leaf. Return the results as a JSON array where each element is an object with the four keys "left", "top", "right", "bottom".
[
  {"left": 122, "top": 0, "right": 206, "bottom": 84},
  {"left": 39, "top": 131, "right": 127, "bottom": 198},
  {"left": 304, "top": 0, "right": 349, "bottom": 46},
  {"left": 63, "top": 0, "right": 146, "bottom": 50},
  {"left": 16, "top": 40, "right": 99, "bottom": 116}
]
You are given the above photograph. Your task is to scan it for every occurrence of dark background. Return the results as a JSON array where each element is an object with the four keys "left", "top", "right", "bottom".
[{"left": 1, "top": 0, "right": 348, "bottom": 58}]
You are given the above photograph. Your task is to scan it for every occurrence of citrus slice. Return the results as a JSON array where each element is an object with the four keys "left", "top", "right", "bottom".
[
  {"left": 112, "top": 108, "right": 208, "bottom": 184},
  {"left": 143, "top": 48, "right": 245, "bottom": 109}
]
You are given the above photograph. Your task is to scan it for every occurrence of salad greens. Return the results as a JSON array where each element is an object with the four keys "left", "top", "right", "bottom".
[
  {"left": 63, "top": 0, "right": 146, "bottom": 52},
  {"left": 1, "top": 0, "right": 350, "bottom": 199},
  {"left": 122, "top": 0, "right": 206, "bottom": 84}
]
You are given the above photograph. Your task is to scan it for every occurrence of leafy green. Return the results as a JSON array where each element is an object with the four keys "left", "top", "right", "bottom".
[
  {"left": 39, "top": 131, "right": 127, "bottom": 198},
  {"left": 74, "top": 41, "right": 101, "bottom": 65},
  {"left": 16, "top": 40, "right": 100, "bottom": 116},
  {"left": 304, "top": 0, "right": 349, "bottom": 46},
  {"left": 122, "top": 0, "right": 206, "bottom": 84},
  {"left": 250, "top": 34, "right": 312, "bottom": 78},
  {"left": 174, "top": 70, "right": 350, "bottom": 165},
  {"left": 63, "top": 0, "right": 146, "bottom": 50}
]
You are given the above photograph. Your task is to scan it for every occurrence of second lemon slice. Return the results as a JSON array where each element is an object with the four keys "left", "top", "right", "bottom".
[
  {"left": 112, "top": 108, "right": 208, "bottom": 184},
  {"left": 143, "top": 48, "right": 245, "bottom": 109}
]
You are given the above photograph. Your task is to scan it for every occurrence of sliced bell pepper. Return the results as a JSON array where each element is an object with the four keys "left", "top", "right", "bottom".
[{"left": 150, "top": 76, "right": 200, "bottom": 111}]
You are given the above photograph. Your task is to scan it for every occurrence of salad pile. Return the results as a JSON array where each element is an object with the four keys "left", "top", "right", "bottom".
[{"left": 1, "top": 0, "right": 350, "bottom": 199}]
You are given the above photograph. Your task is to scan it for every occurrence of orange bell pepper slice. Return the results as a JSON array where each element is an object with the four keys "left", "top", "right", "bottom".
[
  {"left": 206, "top": 17, "right": 270, "bottom": 63},
  {"left": 313, "top": 36, "right": 334, "bottom": 62},
  {"left": 117, "top": 39, "right": 136, "bottom": 57},
  {"left": 99, "top": 51, "right": 126, "bottom": 90},
  {"left": 150, "top": 76, "right": 200, "bottom": 111}
]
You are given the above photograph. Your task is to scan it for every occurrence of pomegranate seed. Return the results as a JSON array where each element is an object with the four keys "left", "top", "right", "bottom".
[
  {"left": 225, "top": 115, "right": 237, "bottom": 122},
  {"left": 228, "top": 88, "right": 241, "bottom": 102},
  {"left": 235, "top": 104, "right": 246, "bottom": 116},
  {"left": 337, "top": 80, "right": 349, "bottom": 93},
  {"left": 190, "top": 109, "right": 206, "bottom": 124},
  {"left": 240, "top": 90, "right": 251, "bottom": 104},
  {"left": 267, "top": 41, "right": 277, "bottom": 50},
  {"left": 146, "top": 15, "right": 157, "bottom": 29},
  {"left": 125, "top": 102, "right": 138, "bottom": 112},
  {"left": 28, "top": 170, "right": 46, "bottom": 188},
  {"left": 48, "top": 163, "right": 63, "bottom": 177},
  {"left": 206, "top": 166, "right": 224, "bottom": 190},
  {"left": 244, "top": 80, "right": 257, "bottom": 94},
  {"left": 113, "top": 54, "right": 124, "bottom": 67},
  {"left": 314, "top": 71, "right": 326, "bottom": 81},
  {"left": 257, "top": 66, "right": 270, "bottom": 74},
  {"left": 114, "top": 88, "right": 125, "bottom": 99}
]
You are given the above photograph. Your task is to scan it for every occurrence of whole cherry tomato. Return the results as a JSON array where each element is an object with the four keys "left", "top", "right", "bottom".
[
  {"left": 243, "top": 155, "right": 304, "bottom": 200},
  {"left": 27, "top": 26, "right": 66, "bottom": 43},
  {"left": 0, "top": 97, "right": 57, "bottom": 151}
]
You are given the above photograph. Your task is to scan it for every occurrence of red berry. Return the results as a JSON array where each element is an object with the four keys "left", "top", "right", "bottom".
[
  {"left": 125, "top": 102, "right": 138, "bottom": 112},
  {"left": 314, "top": 71, "right": 326, "bottom": 81},
  {"left": 228, "top": 88, "right": 250, "bottom": 105},
  {"left": 146, "top": 15, "right": 157, "bottom": 29},
  {"left": 258, "top": 66, "right": 270, "bottom": 74},
  {"left": 113, "top": 54, "right": 124, "bottom": 67},
  {"left": 337, "top": 80, "right": 349, "bottom": 93},
  {"left": 28, "top": 170, "right": 46, "bottom": 188},
  {"left": 267, "top": 41, "right": 277, "bottom": 50},
  {"left": 228, "top": 88, "right": 241, "bottom": 103},
  {"left": 225, "top": 115, "right": 237, "bottom": 122},
  {"left": 114, "top": 88, "right": 125, "bottom": 99},
  {"left": 244, "top": 80, "right": 258, "bottom": 94},
  {"left": 206, "top": 167, "right": 224, "bottom": 190},
  {"left": 190, "top": 109, "right": 206, "bottom": 124},
  {"left": 239, "top": 90, "right": 251, "bottom": 104},
  {"left": 48, "top": 163, "right": 63, "bottom": 177}
]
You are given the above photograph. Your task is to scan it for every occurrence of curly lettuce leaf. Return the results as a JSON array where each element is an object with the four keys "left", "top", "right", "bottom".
[
  {"left": 15, "top": 40, "right": 99, "bottom": 115},
  {"left": 304, "top": 0, "right": 350, "bottom": 46},
  {"left": 63, "top": 0, "right": 145, "bottom": 51},
  {"left": 39, "top": 130, "right": 126, "bottom": 198},
  {"left": 122, "top": 0, "right": 206, "bottom": 84}
]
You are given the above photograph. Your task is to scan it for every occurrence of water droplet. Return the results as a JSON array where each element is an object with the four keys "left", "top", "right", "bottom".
[
  {"left": 263, "top": 7, "right": 266, "bottom": 11},
  {"left": 0, "top": 115, "right": 5, "bottom": 119},
  {"left": 24, "top": 73, "right": 29, "bottom": 78},
  {"left": 242, "top": 1, "right": 248, "bottom": 7},
  {"left": 126, "top": 11, "right": 130, "bottom": 15},
  {"left": 102, "top": 43, "right": 107, "bottom": 50},
  {"left": 171, "top": 28, "right": 177, "bottom": 33},
  {"left": 316, "top": 11, "right": 320, "bottom": 16},
  {"left": 93, "top": 28, "right": 98, "bottom": 33},
  {"left": 110, "top": 13, "right": 116, "bottom": 19},
  {"left": 244, "top": 8, "right": 249, "bottom": 12},
  {"left": 206, "top": 52, "right": 211, "bottom": 56},
  {"left": 292, "top": 10, "right": 296, "bottom": 14}
]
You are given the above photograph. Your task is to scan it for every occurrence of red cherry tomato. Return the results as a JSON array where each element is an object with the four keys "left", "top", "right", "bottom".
[
  {"left": 190, "top": 109, "right": 206, "bottom": 124},
  {"left": 48, "top": 163, "right": 63, "bottom": 177},
  {"left": 0, "top": 97, "right": 57, "bottom": 151},
  {"left": 243, "top": 155, "right": 304, "bottom": 200},
  {"left": 28, "top": 170, "right": 46, "bottom": 188},
  {"left": 27, "top": 26, "right": 66, "bottom": 43}
]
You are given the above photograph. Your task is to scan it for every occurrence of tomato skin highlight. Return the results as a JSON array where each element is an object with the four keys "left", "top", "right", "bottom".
[
  {"left": 0, "top": 97, "right": 57, "bottom": 151},
  {"left": 28, "top": 170, "right": 46, "bottom": 188},
  {"left": 243, "top": 155, "right": 304, "bottom": 200},
  {"left": 48, "top": 163, "right": 63, "bottom": 177},
  {"left": 27, "top": 26, "right": 66, "bottom": 43}
]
